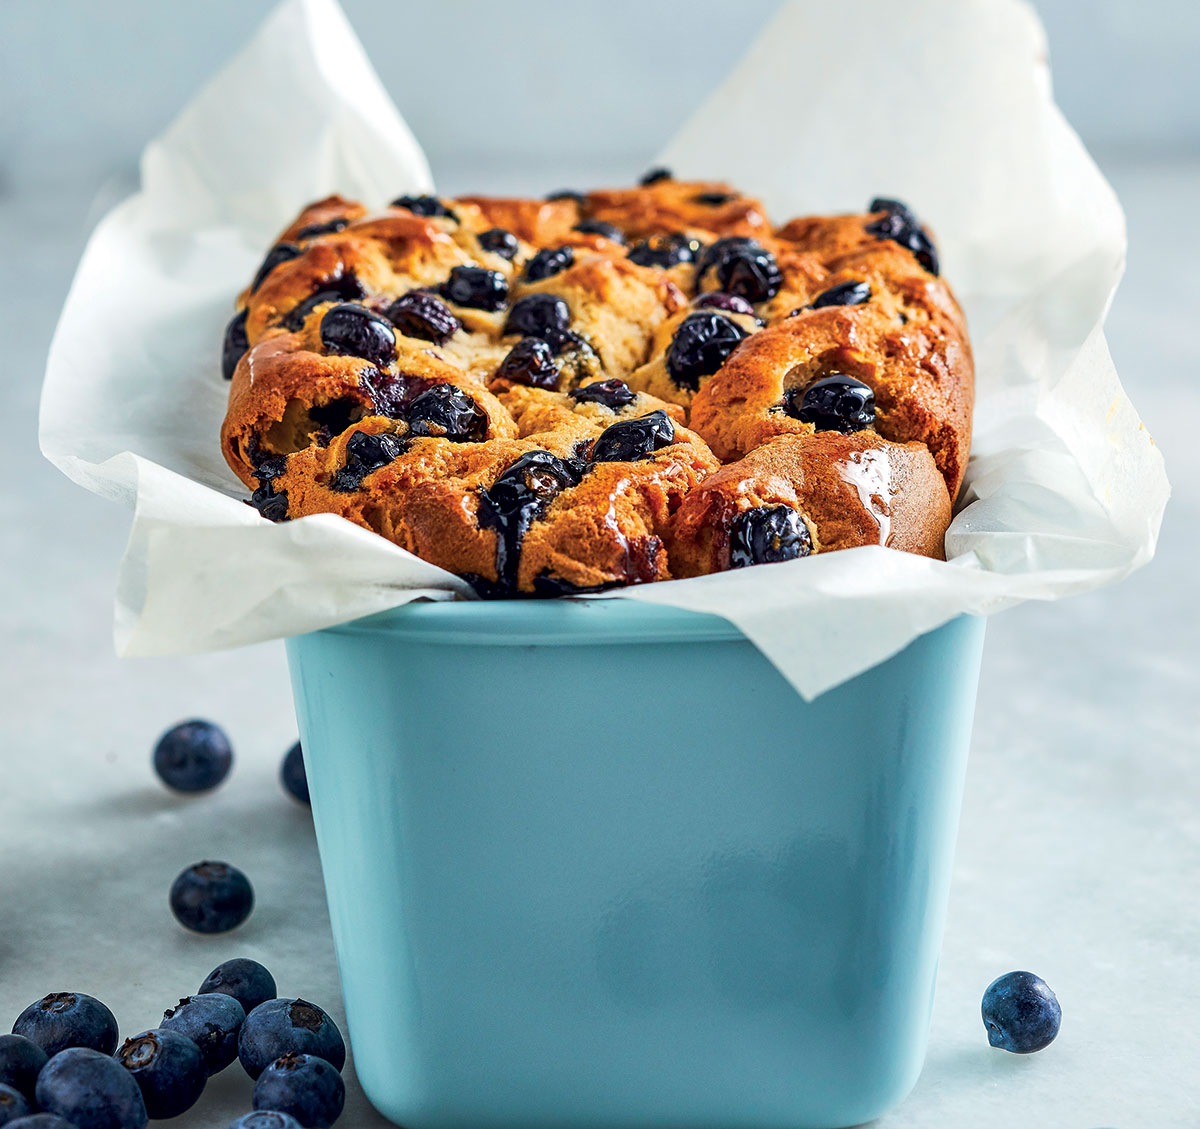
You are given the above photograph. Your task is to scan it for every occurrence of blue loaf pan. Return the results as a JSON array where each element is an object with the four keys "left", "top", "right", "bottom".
[{"left": 286, "top": 599, "right": 986, "bottom": 1129}]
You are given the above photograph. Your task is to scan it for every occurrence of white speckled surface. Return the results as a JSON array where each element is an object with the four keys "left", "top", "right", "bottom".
[{"left": 1, "top": 154, "right": 1196, "bottom": 1128}]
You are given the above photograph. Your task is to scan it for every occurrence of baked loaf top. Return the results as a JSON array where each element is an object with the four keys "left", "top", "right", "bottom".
[{"left": 220, "top": 173, "right": 972, "bottom": 596}]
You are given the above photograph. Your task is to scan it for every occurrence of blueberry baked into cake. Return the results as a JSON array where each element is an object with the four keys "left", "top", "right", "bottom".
[{"left": 220, "top": 173, "right": 972, "bottom": 596}]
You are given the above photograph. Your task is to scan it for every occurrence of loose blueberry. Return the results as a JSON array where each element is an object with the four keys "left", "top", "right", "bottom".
[
  {"left": 544, "top": 190, "right": 586, "bottom": 204},
  {"left": 227, "top": 1112, "right": 303, "bottom": 1129},
  {"left": 169, "top": 861, "right": 254, "bottom": 934},
  {"left": 390, "top": 195, "right": 457, "bottom": 221},
  {"left": 784, "top": 374, "right": 875, "bottom": 433},
  {"left": 0, "top": 1036, "right": 47, "bottom": 1101},
  {"left": 627, "top": 233, "right": 702, "bottom": 270},
  {"left": 384, "top": 291, "right": 460, "bottom": 343},
  {"left": 692, "top": 291, "right": 757, "bottom": 317},
  {"left": 573, "top": 220, "right": 624, "bottom": 243},
  {"left": 494, "top": 338, "right": 559, "bottom": 390},
  {"left": 115, "top": 1029, "right": 206, "bottom": 1120},
  {"left": 36, "top": 1047, "right": 148, "bottom": 1129},
  {"left": 293, "top": 218, "right": 349, "bottom": 241},
  {"left": 223, "top": 309, "right": 250, "bottom": 380},
  {"left": 569, "top": 379, "right": 636, "bottom": 410},
  {"left": 331, "top": 430, "right": 405, "bottom": 492},
  {"left": 161, "top": 994, "right": 246, "bottom": 1076},
  {"left": 406, "top": 384, "right": 487, "bottom": 442},
  {"left": 478, "top": 227, "right": 519, "bottom": 260},
  {"left": 319, "top": 304, "right": 396, "bottom": 367},
  {"left": 278, "top": 273, "right": 365, "bottom": 333},
  {"left": 440, "top": 266, "right": 508, "bottom": 312},
  {"left": 281, "top": 742, "right": 310, "bottom": 805},
  {"left": 238, "top": 1000, "right": 345, "bottom": 1081},
  {"left": 693, "top": 191, "right": 735, "bottom": 206},
  {"left": 866, "top": 197, "right": 939, "bottom": 274},
  {"left": 981, "top": 971, "right": 1061, "bottom": 1054},
  {"left": 200, "top": 959, "right": 279, "bottom": 1017},
  {"left": 253, "top": 1053, "right": 344, "bottom": 1129},
  {"left": 0, "top": 1084, "right": 31, "bottom": 1126},
  {"left": 809, "top": 280, "right": 871, "bottom": 309},
  {"left": 12, "top": 994, "right": 118, "bottom": 1058},
  {"left": 638, "top": 167, "right": 672, "bottom": 185},
  {"left": 729, "top": 506, "right": 811, "bottom": 568},
  {"left": 523, "top": 246, "right": 574, "bottom": 281},
  {"left": 698, "top": 237, "right": 781, "bottom": 302},
  {"left": 590, "top": 410, "right": 675, "bottom": 463},
  {"left": 251, "top": 244, "right": 301, "bottom": 294},
  {"left": 504, "top": 294, "right": 570, "bottom": 339},
  {"left": 152, "top": 719, "right": 233, "bottom": 793},
  {"left": 665, "top": 311, "right": 749, "bottom": 391}
]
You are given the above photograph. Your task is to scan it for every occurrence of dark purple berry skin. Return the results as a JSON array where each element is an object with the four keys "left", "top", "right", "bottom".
[
  {"left": 293, "top": 218, "right": 349, "bottom": 241},
  {"left": 809, "top": 280, "right": 871, "bottom": 309},
  {"left": 6, "top": 1115, "right": 80, "bottom": 1129},
  {"left": 638, "top": 167, "right": 672, "bottom": 185},
  {"left": 385, "top": 291, "right": 460, "bottom": 343},
  {"left": 494, "top": 339, "right": 559, "bottom": 390},
  {"left": 569, "top": 379, "right": 636, "bottom": 410},
  {"left": 161, "top": 995, "right": 246, "bottom": 1076},
  {"left": 251, "top": 244, "right": 301, "bottom": 293},
  {"left": 35, "top": 1047, "right": 148, "bottom": 1129},
  {"left": 697, "top": 237, "right": 782, "bottom": 302},
  {"left": 784, "top": 374, "right": 875, "bottom": 433},
  {"left": 115, "top": 1029, "right": 206, "bottom": 1119},
  {"left": 12, "top": 994, "right": 118, "bottom": 1058},
  {"left": 866, "top": 197, "right": 939, "bottom": 274},
  {"left": 981, "top": 971, "right": 1061, "bottom": 1054},
  {"left": 390, "top": 195, "right": 457, "bottom": 221},
  {"left": 590, "top": 410, "right": 676, "bottom": 463},
  {"left": 252, "top": 1053, "right": 345, "bottom": 1129},
  {"left": 0, "top": 1036, "right": 47, "bottom": 1101},
  {"left": 692, "top": 291, "right": 757, "bottom": 317},
  {"left": 666, "top": 312, "right": 749, "bottom": 391},
  {"left": 504, "top": 294, "right": 570, "bottom": 340},
  {"left": 523, "top": 246, "right": 574, "bottom": 281},
  {"left": 278, "top": 273, "right": 365, "bottom": 332},
  {"left": 478, "top": 227, "right": 519, "bottom": 260},
  {"left": 729, "top": 506, "right": 811, "bottom": 568},
  {"left": 331, "top": 431, "right": 405, "bottom": 493},
  {"left": 281, "top": 742, "right": 310, "bottom": 805},
  {"left": 319, "top": 304, "right": 396, "bottom": 367},
  {"left": 238, "top": 1000, "right": 346, "bottom": 1081},
  {"left": 169, "top": 862, "right": 254, "bottom": 934},
  {"left": 200, "top": 959, "right": 279, "bottom": 1017},
  {"left": 222, "top": 309, "right": 249, "bottom": 380},
  {"left": 153, "top": 719, "right": 233, "bottom": 793},
  {"left": 694, "top": 191, "right": 735, "bottom": 206},
  {"left": 407, "top": 385, "right": 487, "bottom": 443},
  {"left": 440, "top": 266, "right": 508, "bottom": 311},
  {"left": 227, "top": 1111, "right": 303, "bottom": 1129},
  {"left": 544, "top": 189, "right": 586, "bottom": 204},
  {"left": 0, "top": 1083, "right": 31, "bottom": 1125},
  {"left": 627, "top": 233, "right": 702, "bottom": 270},
  {"left": 573, "top": 220, "right": 624, "bottom": 243}
]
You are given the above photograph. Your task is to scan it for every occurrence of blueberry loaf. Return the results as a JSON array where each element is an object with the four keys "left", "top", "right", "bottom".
[{"left": 220, "top": 175, "right": 972, "bottom": 596}]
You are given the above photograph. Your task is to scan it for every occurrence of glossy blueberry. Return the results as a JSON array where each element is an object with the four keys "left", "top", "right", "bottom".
[
  {"left": 665, "top": 311, "right": 749, "bottom": 391},
  {"left": 981, "top": 971, "right": 1061, "bottom": 1054},
  {"left": 440, "top": 266, "right": 508, "bottom": 312},
  {"left": 253, "top": 1053, "right": 344, "bottom": 1129},
  {"left": 359, "top": 370, "right": 438, "bottom": 420},
  {"left": 251, "top": 478, "right": 289, "bottom": 522},
  {"left": 698, "top": 237, "right": 782, "bottom": 302},
  {"left": 390, "top": 195, "right": 457, "bottom": 221},
  {"left": 729, "top": 506, "right": 811, "bottom": 568},
  {"left": 809, "top": 280, "right": 871, "bottom": 309},
  {"left": 36, "top": 1047, "right": 148, "bottom": 1129},
  {"left": 523, "top": 245, "right": 574, "bottom": 281},
  {"left": 478, "top": 227, "right": 519, "bottom": 260},
  {"left": 12, "top": 994, "right": 118, "bottom": 1058},
  {"left": 693, "top": 191, "right": 735, "bottom": 206},
  {"left": 784, "top": 373, "right": 875, "bottom": 433},
  {"left": 569, "top": 379, "right": 636, "bottom": 410},
  {"left": 223, "top": 309, "right": 249, "bottom": 380},
  {"left": 293, "top": 218, "right": 349, "bottom": 241},
  {"left": 161, "top": 994, "right": 246, "bottom": 1076},
  {"left": 115, "top": 1029, "right": 206, "bottom": 1120},
  {"left": 319, "top": 304, "right": 396, "bottom": 367},
  {"left": 238, "top": 1000, "right": 346, "bottom": 1081},
  {"left": 152, "top": 719, "right": 233, "bottom": 793},
  {"left": 544, "top": 189, "right": 586, "bottom": 204},
  {"left": 573, "top": 220, "right": 624, "bottom": 243},
  {"left": 627, "top": 233, "right": 702, "bottom": 270},
  {"left": 504, "top": 294, "right": 570, "bottom": 339},
  {"left": 0, "top": 1084, "right": 31, "bottom": 1126},
  {"left": 591, "top": 410, "right": 675, "bottom": 463},
  {"left": 6, "top": 1117, "right": 80, "bottom": 1129},
  {"left": 227, "top": 1112, "right": 303, "bottom": 1129},
  {"left": 866, "top": 197, "right": 939, "bottom": 274},
  {"left": 251, "top": 244, "right": 301, "bottom": 293},
  {"left": 0, "top": 1036, "right": 47, "bottom": 1101},
  {"left": 493, "top": 338, "right": 559, "bottom": 390},
  {"left": 406, "top": 384, "right": 487, "bottom": 442},
  {"left": 638, "top": 167, "right": 672, "bottom": 185},
  {"left": 200, "top": 959, "right": 279, "bottom": 1017},
  {"left": 692, "top": 291, "right": 757, "bottom": 317},
  {"left": 278, "top": 273, "right": 365, "bottom": 332},
  {"left": 169, "top": 861, "right": 254, "bottom": 934},
  {"left": 384, "top": 291, "right": 460, "bottom": 343},
  {"left": 281, "top": 742, "right": 310, "bottom": 805},
  {"left": 868, "top": 196, "right": 914, "bottom": 220},
  {"left": 331, "top": 430, "right": 405, "bottom": 492}
]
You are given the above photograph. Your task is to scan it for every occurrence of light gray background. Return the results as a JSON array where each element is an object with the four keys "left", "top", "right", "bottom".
[{"left": 2, "top": 3, "right": 1198, "bottom": 1128}]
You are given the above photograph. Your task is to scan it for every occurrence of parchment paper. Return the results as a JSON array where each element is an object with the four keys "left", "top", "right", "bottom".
[{"left": 39, "top": 0, "right": 1169, "bottom": 699}]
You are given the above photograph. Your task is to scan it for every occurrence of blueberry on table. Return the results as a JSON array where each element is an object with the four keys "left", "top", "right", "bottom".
[
  {"left": 223, "top": 308, "right": 250, "bottom": 380},
  {"left": 981, "top": 971, "right": 1061, "bottom": 1054},
  {"left": 809, "top": 280, "right": 871, "bottom": 309},
  {"left": 504, "top": 294, "right": 570, "bottom": 340},
  {"left": 569, "top": 379, "right": 636, "bottom": 411},
  {"left": 477, "top": 227, "right": 519, "bottom": 260},
  {"left": 638, "top": 167, "right": 672, "bottom": 185},
  {"left": 666, "top": 311, "right": 749, "bottom": 391},
  {"left": 0, "top": 1083, "right": 31, "bottom": 1126},
  {"left": 161, "top": 994, "right": 246, "bottom": 1076},
  {"left": 152, "top": 718, "right": 233, "bottom": 793},
  {"left": 200, "top": 959, "right": 279, "bottom": 1017},
  {"left": 729, "top": 506, "right": 811, "bottom": 568},
  {"left": 280, "top": 742, "right": 310, "bottom": 805},
  {"left": 319, "top": 304, "right": 396, "bottom": 367},
  {"left": 390, "top": 194, "right": 457, "bottom": 221},
  {"left": 228, "top": 1113, "right": 303, "bottom": 1129},
  {"left": 627, "top": 233, "right": 702, "bottom": 270},
  {"left": 35, "top": 1047, "right": 148, "bottom": 1129},
  {"left": 440, "top": 266, "right": 508, "bottom": 311},
  {"left": 115, "top": 1029, "right": 206, "bottom": 1119},
  {"left": 692, "top": 291, "right": 757, "bottom": 317},
  {"left": 384, "top": 291, "right": 460, "bottom": 344},
  {"left": 169, "top": 861, "right": 254, "bottom": 934},
  {"left": 238, "top": 1000, "right": 346, "bottom": 1081},
  {"left": 573, "top": 220, "right": 625, "bottom": 243},
  {"left": 494, "top": 338, "right": 560, "bottom": 390},
  {"left": 12, "top": 994, "right": 118, "bottom": 1057},
  {"left": 253, "top": 1053, "right": 345, "bottom": 1129},
  {"left": 698, "top": 236, "right": 782, "bottom": 303},
  {"left": 251, "top": 244, "right": 301, "bottom": 294},
  {"left": 0, "top": 1035, "right": 48, "bottom": 1100},
  {"left": 523, "top": 245, "right": 574, "bottom": 281},
  {"left": 406, "top": 385, "right": 487, "bottom": 443},
  {"left": 590, "top": 410, "right": 676, "bottom": 463},
  {"left": 784, "top": 374, "right": 875, "bottom": 433},
  {"left": 331, "top": 431, "right": 405, "bottom": 493}
]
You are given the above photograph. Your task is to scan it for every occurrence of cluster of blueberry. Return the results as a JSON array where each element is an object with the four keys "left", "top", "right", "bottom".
[{"left": 0, "top": 961, "right": 345, "bottom": 1128}]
